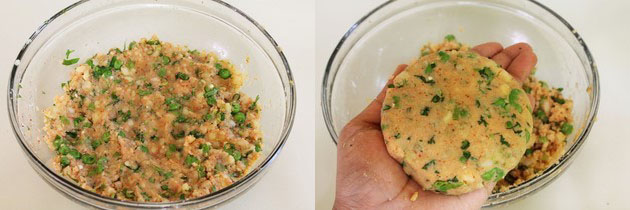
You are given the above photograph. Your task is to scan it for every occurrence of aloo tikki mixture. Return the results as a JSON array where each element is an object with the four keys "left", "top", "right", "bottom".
[{"left": 44, "top": 36, "right": 263, "bottom": 202}]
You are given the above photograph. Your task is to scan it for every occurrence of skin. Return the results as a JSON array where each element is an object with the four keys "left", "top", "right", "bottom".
[{"left": 334, "top": 42, "right": 537, "bottom": 210}]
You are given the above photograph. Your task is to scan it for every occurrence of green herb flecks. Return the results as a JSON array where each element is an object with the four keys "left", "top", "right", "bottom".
[
  {"left": 438, "top": 51, "right": 450, "bottom": 62},
  {"left": 561, "top": 122, "right": 573, "bottom": 135},
  {"left": 481, "top": 167, "right": 505, "bottom": 182},
  {"left": 499, "top": 135, "right": 510, "bottom": 147},
  {"left": 444, "top": 34, "right": 456, "bottom": 42},
  {"left": 422, "top": 159, "right": 436, "bottom": 170},
  {"left": 421, "top": 106, "right": 430, "bottom": 116},
  {"left": 415, "top": 75, "right": 435, "bottom": 85},
  {"left": 433, "top": 177, "right": 463, "bottom": 192},
  {"left": 63, "top": 49, "right": 80, "bottom": 65},
  {"left": 452, "top": 106, "right": 468, "bottom": 120},
  {"left": 392, "top": 96, "right": 401, "bottom": 108},
  {"left": 424, "top": 63, "right": 436, "bottom": 74}
]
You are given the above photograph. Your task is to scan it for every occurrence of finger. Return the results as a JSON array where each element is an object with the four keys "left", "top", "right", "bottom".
[
  {"left": 471, "top": 42, "right": 503, "bottom": 58},
  {"left": 352, "top": 64, "right": 407, "bottom": 125},
  {"left": 491, "top": 42, "right": 533, "bottom": 69},
  {"left": 506, "top": 50, "right": 537, "bottom": 83}
]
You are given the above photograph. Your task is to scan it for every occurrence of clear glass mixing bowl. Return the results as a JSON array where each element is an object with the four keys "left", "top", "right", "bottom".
[
  {"left": 321, "top": 0, "right": 599, "bottom": 207},
  {"left": 8, "top": 0, "right": 295, "bottom": 208}
]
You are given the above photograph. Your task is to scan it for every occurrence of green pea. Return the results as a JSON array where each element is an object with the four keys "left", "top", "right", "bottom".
[
  {"left": 233, "top": 112, "right": 246, "bottom": 124},
  {"left": 218, "top": 69, "right": 231, "bottom": 79},
  {"left": 60, "top": 156, "right": 70, "bottom": 168}
]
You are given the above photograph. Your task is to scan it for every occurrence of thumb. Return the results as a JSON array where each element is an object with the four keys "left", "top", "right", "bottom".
[{"left": 339, "top": 64, "right": 407, "bottom": 143}]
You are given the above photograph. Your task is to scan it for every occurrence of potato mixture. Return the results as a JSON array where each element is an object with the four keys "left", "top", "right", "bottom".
[
  {"left": 382, "top": 35, "right": 574, "bottom": 194},
  {"left": 494, "top": 76, "right": 573, "bottom": 192},
  {"left": 44, "top": 36, "right": 263, "bottom": 202},
  {"left": 381, "top": 37, "right": 533, "bottom": 195}
]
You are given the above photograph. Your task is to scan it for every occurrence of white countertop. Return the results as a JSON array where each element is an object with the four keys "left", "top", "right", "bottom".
[
  {"left": 0, "top": 0, "right": 314, "bottom": 209},
  {"left": 315, "top": 0, "right": 630, "bottom": 209}
]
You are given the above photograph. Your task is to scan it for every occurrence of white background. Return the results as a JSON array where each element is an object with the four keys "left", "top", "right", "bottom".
[
  {"left": 316, "top": 0, "right": 630, "bottom": 210},
  {"left": 0, "top": 0, "right": 314, "bottom": 209}
]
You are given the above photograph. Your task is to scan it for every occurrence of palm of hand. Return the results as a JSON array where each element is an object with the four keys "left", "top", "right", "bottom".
[{"left": 334, "top": 43, "right": 537, "bottom": 210}]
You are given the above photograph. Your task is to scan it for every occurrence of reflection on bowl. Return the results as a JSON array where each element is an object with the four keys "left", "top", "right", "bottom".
[
  {"left": 8, "top": 0, "right": 295, "bottom": 208},
  {"left": 321, "top": 0, "right": 599, "bottom": 206}
]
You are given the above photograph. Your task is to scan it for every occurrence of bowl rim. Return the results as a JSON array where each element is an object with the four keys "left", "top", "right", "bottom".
[
  {"left": 7, "top": 0, "right": 296, "bottom": 208},
  {"left": 321, "top": 0, "right": 600, "bottom": 206}
]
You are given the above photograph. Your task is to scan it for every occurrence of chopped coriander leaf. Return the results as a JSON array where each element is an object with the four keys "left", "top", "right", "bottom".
[
  {"left": 126, "top": 60, "right": 135, "bottom": 69},
  {"left": 534, "top": 109, "right": 549, "bottom": 123},
  {"left": 509, "top": 88, "right": 521, "bottom": 103},
  {"left": 249, "top": 95, "right": 260, "bottom": 110},
  {"left": 60, "top": 156, "right": 70, "bottom": 168},
  {"left": 433, "top": 178, "right": 463, "bottom": 192},
  {"left": 197, "top": 165, "right": 206, "bottom": 178},
  {"left": 438, "top": 51, "right": 450, "bottom": 62},
  {"left": 524, "top": 148, "right": 533, "bottom": 156},
  {"left": 185, "top": 155, "right": 199, "bottom": 166},
  {"left": 200, "top": 143, "right": 211, "bottom": 154},
  {"left": 175, "top": 72, "right": 189, "bottom": 80},
  {"left": 551, "top": 96, "right": 566, "bottom": 104},
  {"left": 59, "top": 116, "right": 70, "bottom": 125},
  {"left": 452, "top": 107, "right": 468, "bottom": 120},
  {"left": 82, "top": 154, "right": 96, "bottom": 164},
  {"left": 118, "top": 130, "right": 126, "bottom": 138},
  {"left": 138, "top": 89, "right": 153, "bottom": 96},
  {"left": 422, "top": 160, "right": 436, "bottom": 170},
  {"left": 459, "top": 151, "right": 471, "bottom": 163},
  {"left": 145, "top": 40, "right": 160, "bottom": 45},
  {"left": 383, "top": 105, "right": 391, "bottom": 111},
  {"left": 492, "top": 97, "right": 508, "bottom": 109},
  {"left": 73, "top": 116, "right": 85, "bottom": 127},
  {"left": 428, "top": 136, "right": 435, "bottom": 144},
  {"left": 255, "top": 143, "right": 262, "bottom": 152},
  {"left": 392, "top": 96, "right": 401, "bottom": 108},
  {"left": 460, "top": 140, "right": 470, "bottom": 150},
  {"left": 69, "top": 149, "right": 81, "bottom": 159},
  {"left": 478, "top": 115, "right": 488, "bottom": 127},
  {"left": 431, "top": 95, "right": 442, "bottom": 103},
  {"left": 415, "top": 75, "right": 435, "bottom": 84},
  {"left": 481, "top": 167, "right": 505, "bottom": 182},
  {"left": 158, "top": 67, "right": 167, "bottom": 77},
  {"left": 189, "top": 130, "right": 205, "bottom": 138},
  {"left": 444, "top": 34, "right": 456, "bottom": 41},
  {"left": 477, "top": 67, "right": 495, "bottom": 84},
  {"left": 65, "top": 131, "right": 78, "bottom": 139},
  {"left": 421, "top": 106, "right": 430, "bottom": 116},
  {"left": 424, "top": 63, "right": 436, "bottom": 74},
  {"left": 560, "top": 122, "right": 573, "bottom": 135},
  {"left": 165, "top": 98, "right": 182, "bottom": 111},
  {"left": 140, "top": 145, "right": 149, "bottom": 153},
  {"left": 523, "top": 86, "right": 532, "bottom": 94},
  {"left": 499, "top": 135, "right": 510, "bottom": 147},
  {"left": 128, "top": 41, "right": 137, "bottom": 50},
  {"left": 111, "top": 56, "right": 123, "bottom": 70},
  {"left": 65, "top": 49, "right": 75, "bottom": 59},
  {"left": 101, "top": 131, "right": 111, "bottom": 143},
  {"left": 91, "top": 139, "right": 102, "bottom": 150},
  {"left": 63, "top": 58, "right": 80, "bottom": 65}
]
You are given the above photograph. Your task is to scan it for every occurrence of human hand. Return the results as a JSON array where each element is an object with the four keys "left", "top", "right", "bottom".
[{"left": 334, "top": 42, "right": 537, "bottom": 210}]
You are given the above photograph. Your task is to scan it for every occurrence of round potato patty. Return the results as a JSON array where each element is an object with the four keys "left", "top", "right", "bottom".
[{"left": 381, "top": 49, "right": 533, "bottom": 195}]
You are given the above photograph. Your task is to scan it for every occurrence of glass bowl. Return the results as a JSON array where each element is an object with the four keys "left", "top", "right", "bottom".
[
  {"left": 8, "top": 0, "right": 295, "bottom": 208},
  {"left": 321, "top": 0, "right": 599, "bottom": 207}
]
